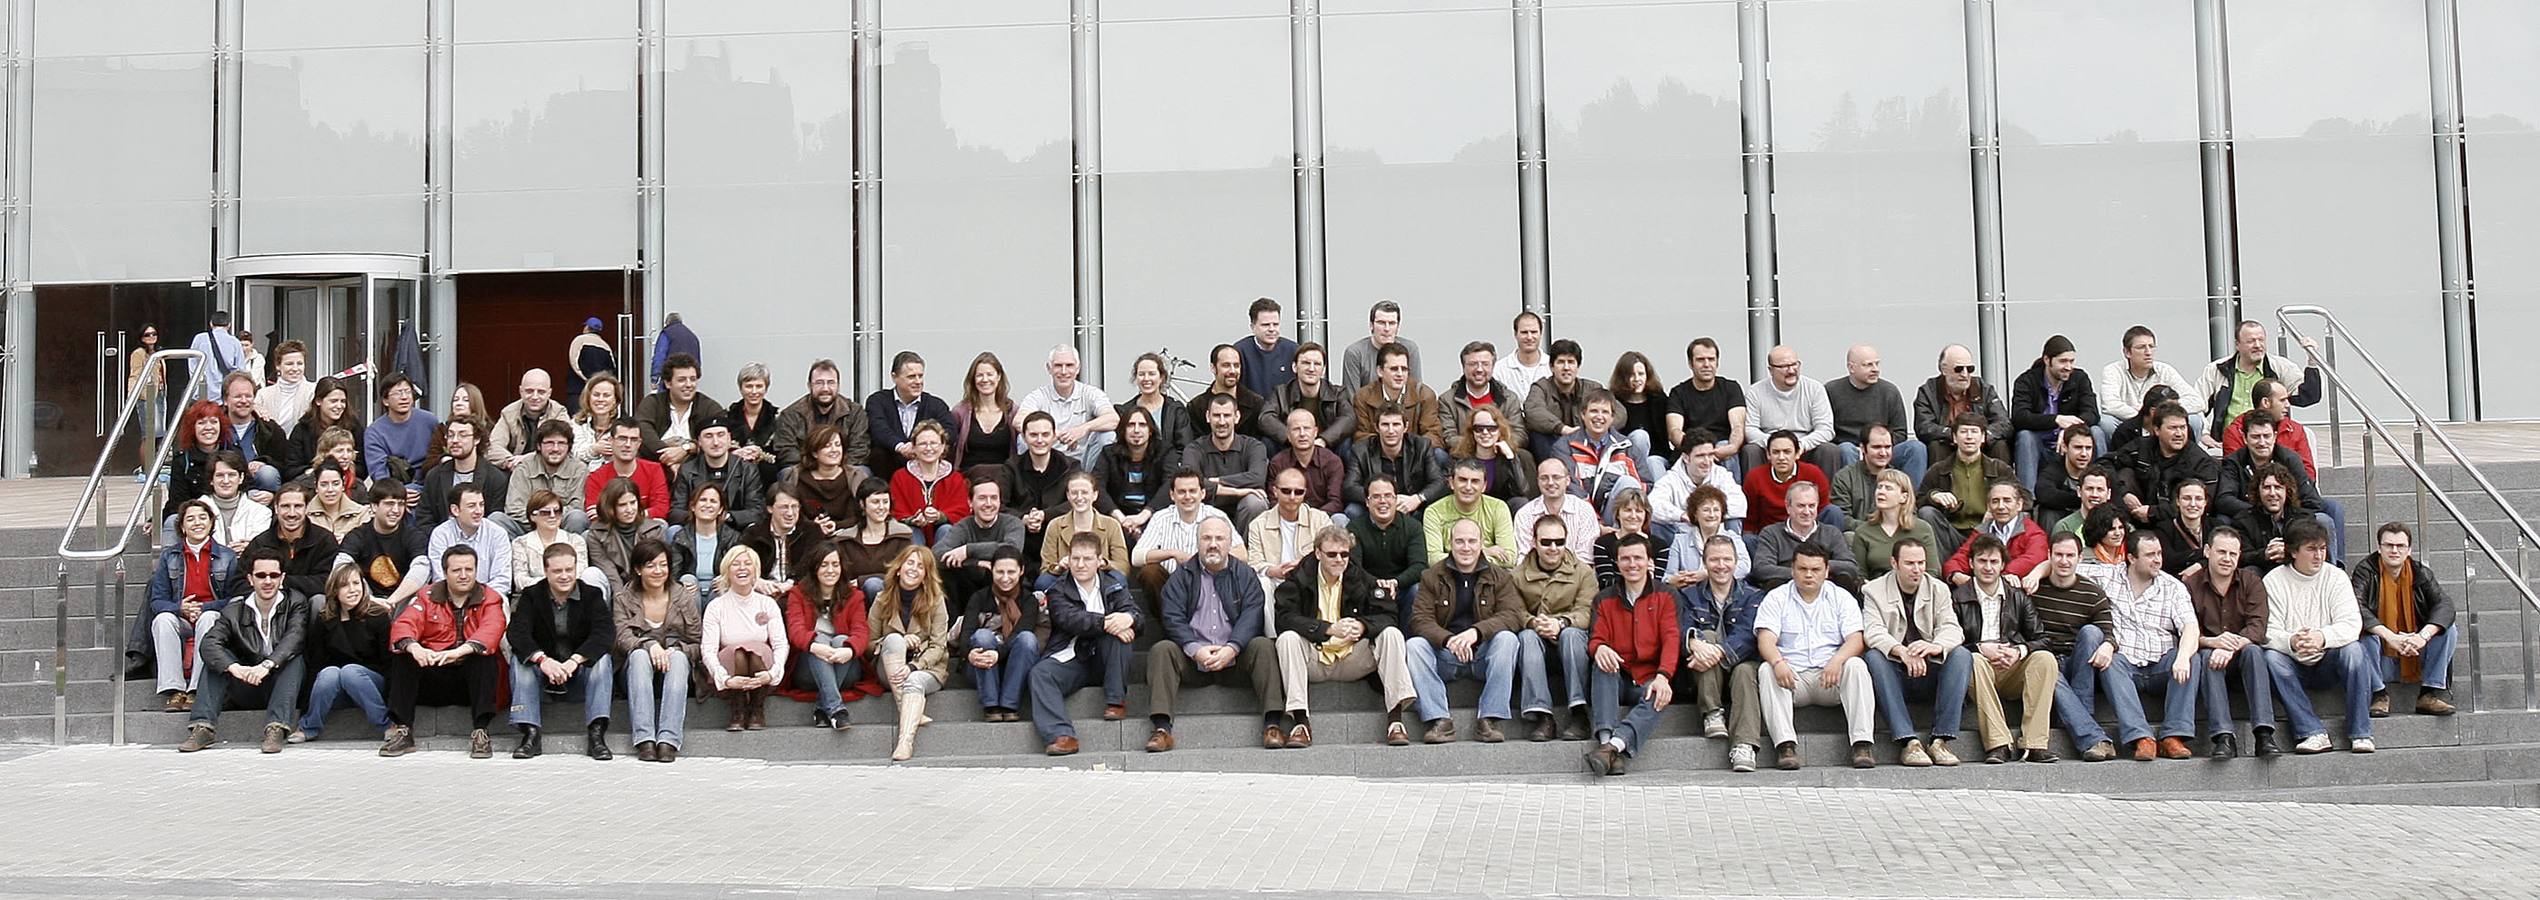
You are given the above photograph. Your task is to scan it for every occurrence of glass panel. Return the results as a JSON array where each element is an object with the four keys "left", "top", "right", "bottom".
[
  {"left": 879, "top": 24, "right": 1075, "bottom": 395},
  {"left": 883, "top": 1, "right": 1070, "bottom": 29},
  {"left": 662, "top": 30, "right": 856, "bottom": 382},
  {"left": 31, "top": 53, "right": 215, "bottom": 281},
  {"left": 243, "top": 0, "right": 424, "bottom": 49},
  {"left": 238, "top": 46, "right": 428, "bottom": 254},
  {"left": 1767, "top": 0, "right": 1973, "bottom": 381},
  {"left": 1098, "top": 14, "right": 1294, "bottom": 373},
  {"left": 1104, "top": 0, "right": 1289, "bottom": 21},
  {"left": 2460, "top": 0, "right": 2540, "bottom": 417},
  {"left": 2228, "top": 0, "right": 2441, "bottom": 416},
  {"left": 1325, "top": 0, "right": 1506, "bottom": 12},
  {"left": 1541, "top": 1, "right": 1748, "bottom": 378},
  {"left": 33, "top": 0, "right": 208, "bottom": 57},
  {"left": 452, "top": 0, "right": 635, "bottom": 43},
  {"left": 29, "top": 283, "right": 213, "bottom": 477},
  {"left": 450, "top": 39, "right": 639, "bottom": 268},
  {"left": 665, "top": 0, "right": 853, "bottom": 36},
  {"left": 1995, "top": 0, "right": 2205, "bottom": 375},
  {"left": 1322, "top": 9, "right": 1519, "bottom": 386}
]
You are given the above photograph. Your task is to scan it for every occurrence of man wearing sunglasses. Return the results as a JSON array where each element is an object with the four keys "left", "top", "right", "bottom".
[
  {"left": 179, "top": 548, "right": 310, "bottom": 754},
  {"left": 1912, "top": 344, "right": 2012, "bottom": 467},
  {"left": 1271, "top": 525, "right": 1418, "bottom": 747},
  {"left": 1246, "top": 467, "right": 1334, "bottom": 612}
]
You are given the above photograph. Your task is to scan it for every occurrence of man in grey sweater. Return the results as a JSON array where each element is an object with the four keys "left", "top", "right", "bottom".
[
  {"left": 1825, "top": 344, "right": 1926, "bottom": 483},
  {"left": 1742, "top": 346, "right": 1843, "bottom": 478},
  {"left": 935, "top": 479, "right": 1024, "bottom": 600}
]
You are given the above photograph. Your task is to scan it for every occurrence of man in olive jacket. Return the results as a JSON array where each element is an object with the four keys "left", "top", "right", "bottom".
[
  {"left": 1511, "top": 514, "right": 1597, "bottom": 742},
  {"left": 1407, "top": 518, "right": 1528, "bottom": 744}
]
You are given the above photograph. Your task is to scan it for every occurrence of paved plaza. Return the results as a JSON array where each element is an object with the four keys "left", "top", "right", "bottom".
[{"left": 0, "top": 744, "right": 2525, "bottom": 899}]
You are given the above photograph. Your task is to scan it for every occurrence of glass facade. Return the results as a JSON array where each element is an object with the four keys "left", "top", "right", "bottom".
[{"left": 9, "top": 0, "right": 2539, "bottom": 478}]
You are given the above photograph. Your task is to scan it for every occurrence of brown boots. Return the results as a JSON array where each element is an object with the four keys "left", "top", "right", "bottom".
[{"left": 723, "top": 688, "right": 771, "bottom": 732}]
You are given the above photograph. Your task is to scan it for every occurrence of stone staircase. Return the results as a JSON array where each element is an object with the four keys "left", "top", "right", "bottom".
[{"left": 5, "top": 459, "right": 2539, "bottom": 806}]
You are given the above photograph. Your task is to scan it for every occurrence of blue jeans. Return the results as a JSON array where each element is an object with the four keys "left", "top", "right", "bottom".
[
  {"left": 2198, "top": 646, "right": 2276, "bottom": 738},
  {"left": 2265, "top": 642, "right": 2378, "bottom": 741},
  {"left": 1863, "top": 646, "right": 1972, "bottom": 743},
  {"left": 1391, "top": 582, "right": 1419, "bottom": 637},
  {"left": 1589, "top": 670, "right": 1665, "bottom": 756},
  {"left": 2316, "top": 500, "right": 2348, "bottom": 566},
  {"left": 1028, "top": 635, "right": 1135, "bottom": 742},
  {"left": 246, "top": 462, "right": 283, "bottom": 494},
  {"left": 194, "top": 657, "right": 307, "bottom": 728},
  {"left": 2102, "top": 647, "right": 2203, "bottom": 745},
  {"left": 509, "top": 653, "right": 616, "bottom": 727},
  {"left": 1517, "top": 627, "right": 1589, "bottom": 716},
  {"left": 300, "top": 662, "right": 389, "bottom": 737},
  {"left": 625, "top": 647, "right": 691, "bottom": 749},
  {"left": 858, "top": 575, "right": 885, "bottom": 600},
  {"left": 969, "top": 628, "right": 1041, "bottom": 711},
  {"left": 1624, "top": 429, "right": 1665, "bottom": 484},
  {"left": 1840, "top": 439, "right": 1930, "bottom": 485},
  {"left": 797, "top": 637, "right": 865, "bottom": 715},
  {"left": 2362, "top": 629, "right": 2455, "bottom": 691},
  {"left": 2014, "top": 426, "right": 2108, "bottom": 493},
  {"left": 2054, "top": 625, "right": 2111, "bottom": 748},
  {"left": 1406, "top": 631, "right": 1519, "bottom": 722}
]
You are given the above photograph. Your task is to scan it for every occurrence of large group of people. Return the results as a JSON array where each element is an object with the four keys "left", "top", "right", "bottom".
[{"left": 131, "top": 300, "right": 2455, "bottom": 776}]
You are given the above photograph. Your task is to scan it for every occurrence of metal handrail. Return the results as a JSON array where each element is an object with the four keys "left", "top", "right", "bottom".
[
  {"left": 2276, "top": 306, "right": 2540, "bottom": 711},
  {"left": 57, "top": 349, "right": 208, "bottom": 561}
]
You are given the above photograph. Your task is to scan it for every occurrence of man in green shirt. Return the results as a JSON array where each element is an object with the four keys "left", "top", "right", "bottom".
[
  {"left": 1916, "top": 413, "right": 2013, "bottom": 560},
  {"left": 1422, "top": 458, "right": 1520, "bottom": 567}
]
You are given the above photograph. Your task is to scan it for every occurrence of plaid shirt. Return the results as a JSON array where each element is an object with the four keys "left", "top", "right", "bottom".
[{"left": 2086, "top": 563, "right": 2199, "bottom": 666}]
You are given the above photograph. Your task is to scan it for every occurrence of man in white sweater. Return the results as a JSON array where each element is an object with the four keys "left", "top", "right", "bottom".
[
  {"left": 2097, "top": 325, "right": 2206, "bottom": 436},
  {"left": 2260, "top": 519, "right": 2377, "bottom": 754},
  {"left": 1742, "top": 345, "right": 1843, "bottom": 477}
]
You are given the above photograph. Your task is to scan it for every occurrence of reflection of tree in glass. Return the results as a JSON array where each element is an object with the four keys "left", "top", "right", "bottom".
[
  {"left": 1547, "top": 78, "right": 1738, "bottom": 160},
  {"left": 1811, "top": 90, "right": 1966, "bottom": 153}
]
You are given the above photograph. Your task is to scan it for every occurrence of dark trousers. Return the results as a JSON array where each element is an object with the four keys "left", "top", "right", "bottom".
[
  {"left": 1028, "top": 636, "right": 1136, "bottom": 742},
  {"left": 387, "top": 651, "right": 502, "bottom": 730},
  {"left": 1145, "top": 636, "right": 1282, "bottom": 722},
  {"left": 192, "top": 657, "right": 308, "bottom": 728}
]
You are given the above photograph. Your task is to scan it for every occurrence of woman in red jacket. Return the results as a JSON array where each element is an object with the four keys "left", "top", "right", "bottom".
[
  {"left": 784, "top": 541, "right": 869, "bottom": 731},
  {"left": 889, "top": 421, "right": 969, "bottom": 546}
]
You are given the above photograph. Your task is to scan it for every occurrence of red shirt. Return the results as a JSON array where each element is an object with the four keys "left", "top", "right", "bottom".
[
  {"left": 585, "top": 459, "right": 672, "bottom": 520},
  {"left": 182, "top": 542, "right": 214, "bottom": 603},
  {"left": 889, "top": 466, "right": 972, "bottom": 544},
  {"left": 1741, "top": 462, "right": 1830, "bottom": 534},
  {"left": 1589, "top": 585, "right": 1681, "bottom": 684}
]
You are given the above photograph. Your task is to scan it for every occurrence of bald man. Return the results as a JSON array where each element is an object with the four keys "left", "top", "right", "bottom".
[
  {"left": 487, "top": 369, "right": 572, "bottom": 470},
  {"left": 1912, "top": 344, "right": 2011, "bottom": 466},
  {"left": 1741, "top": 346, "right": 1843, "bottom": 477},
  {"left": 1826, "top": 344, "right": 1927, "bottom": 484}
]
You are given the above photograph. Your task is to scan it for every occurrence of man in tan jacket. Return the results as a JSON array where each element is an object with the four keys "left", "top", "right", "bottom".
[
  {"left": 1512, "top": 515, "right": 1597, "bottom": 742},
  {"left": 1857, "top": 539, "right": 1973, "bottom": 766}
]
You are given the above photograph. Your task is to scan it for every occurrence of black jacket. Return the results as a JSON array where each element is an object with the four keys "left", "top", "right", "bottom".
[
  {"left": 163, "top": 448, "right": 218, "bottom": 518},
  {"left": 2111, "top": 435, "right": 2219, "bottom": 524},
  {"left": 2350, "top": 556, "right": 2457, "bottom": 633},
  {"left": 507, "top": 579, "right": 614, "bottom": 665},
  {"left": 863, "top": 389, "right": 957, "bottom": 474},
  {"left": 1273, "top": 562, "right": 1397, "bottom": 641},
  {"left": 245, "top": 525, "right": 339, "bottom": 599},
  {"left": 671, "top": 455, "right": 767, "bottom": 530},
  {"left": 414, "top": 458, "right": 510, "bottom": 531},
  {"left": 1949, "top": 582, "right": 2047, "bottom": 653},
  {"left": 2232, "top": 506, "right": 2306, "bottom": 575},
  {"left": 673, "top": 522, "right": 747, "bottom": 585},
  {"left": 1006, "top": 452, "right": 1108, "bottom": 518},
  {"left": 338, "top": 519, "right": 430, "bottom": 596},
  {"left": 1259, "top": 380, "right": 1357, "bottom": 448},
  {"left": 635, "top": 391, "right": 730, "bottom": 462},
  {"left": 305, "top": 606, "right": 394, "bottom": 671},
  {"left": 956, "top": 585, "right": 1048, "bottom": 651},
  {"left": 216, "top": 413, "right": 292, "bottom": 476},
  {"left": 198, "top": 590, "right": 311, "bottom": 672},
  {"left": 2215, "top": 444, "right": 2324, "bottom": 521},
  {"left": 1091, "top": 441, "right": 1171, "bottom": 514},
  {"left": 283, "top": 417, "right": 364, "bottom": 484},
  {"left": 1116, "top": 396, "right": 1198, "bottom": 459},
  {"left": 1044, "top": 573, "right": 1142, "bottom": 665},
  {"left": 1342, "top": 435, "right": 1449, "bottom": 506},
  {"left": 2203, "top": 355, "right": 2323, "bottom": 440},
  {"left": 2009, "top": 363, "right": 2101, "bottom": 434}
]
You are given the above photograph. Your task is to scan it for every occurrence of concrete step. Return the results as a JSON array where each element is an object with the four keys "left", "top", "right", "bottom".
[{"left": 2112, "top": 778, "right": 2540, "bottom": 807}]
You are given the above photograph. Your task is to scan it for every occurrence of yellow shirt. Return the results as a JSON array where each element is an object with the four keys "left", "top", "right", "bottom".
[{"left": 1318, "top": 577, "right": 1354, "bottom": 664}]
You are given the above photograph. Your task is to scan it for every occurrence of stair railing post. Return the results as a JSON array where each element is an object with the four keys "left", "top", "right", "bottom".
[{"left": 112, "top": 558, "right": 129, "bottom": 745}]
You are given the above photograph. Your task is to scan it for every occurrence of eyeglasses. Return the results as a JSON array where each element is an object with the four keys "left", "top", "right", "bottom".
[
  {"left": 534, "top": 508, "right": 561, "bottom": 517},
  {"left": 1275, "top": 487, "right": 1307, "bottom": 496},
  {"left": 1952, "top": 365, "right": 1977, "bottom": 374},
  {"left": 249, "top": 571, "right": 283, "bottom": 580},
  {"left": 1320, "top": 550, "right": 1352, "bottom": 559}
]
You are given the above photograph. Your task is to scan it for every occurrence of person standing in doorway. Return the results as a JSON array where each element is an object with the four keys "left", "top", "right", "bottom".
[
  {"left": 189, "top": 311, "right": 246, "bottom": 403},
  {"left": 564, "top": 318, "right": 616, "bottom": 413}
]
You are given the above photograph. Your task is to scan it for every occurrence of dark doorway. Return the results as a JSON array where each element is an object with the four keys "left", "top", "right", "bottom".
[
  {"left": 30, "top": 283, "right": 214, "bottom": 477},
  {"left": 454, "top": 271, "right": 639, "bottom": 412}
]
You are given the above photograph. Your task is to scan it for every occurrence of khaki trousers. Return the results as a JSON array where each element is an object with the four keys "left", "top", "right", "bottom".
[
  {"left": 1968, "top": 650, "right": 2059, "bottom": 751},
  {"left": 1147, "top": 636, "right": 1283, "bottom": 717},
  {"left": 1274, "top": 627, "right": 1417, "bottom": 713}
]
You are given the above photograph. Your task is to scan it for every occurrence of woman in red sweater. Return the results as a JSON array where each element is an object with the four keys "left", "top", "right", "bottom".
[
  {"left": 889, "top": 421, "right": 969, "bottom": 546},
  {"left": 783, "top": 541, "right": 870, "bottom": 731}
]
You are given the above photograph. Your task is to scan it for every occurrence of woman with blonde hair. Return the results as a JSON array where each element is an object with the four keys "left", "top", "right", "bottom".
[
  {"left": 1447, "top": 402, "right": 1535, "bottom": 504},
  {"left": 570, "top": 373, "right": 624, "bottom": 466},
  {"left": 700, "top": 545, "right": 787, "bottom": 732},
  {"left": 1849, "top": 468, "right": 1938, "bottom": 578},
  {"left": 869, "top": 544, "right": 951, "bottom": 761}
]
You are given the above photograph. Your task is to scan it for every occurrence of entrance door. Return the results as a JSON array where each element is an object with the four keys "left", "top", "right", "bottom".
[
  {"left": 227, "top": 254, "right": 426, "bottom": 426},
  {"left": 28, "top": 283, "right": 213, "bottom": 477}
]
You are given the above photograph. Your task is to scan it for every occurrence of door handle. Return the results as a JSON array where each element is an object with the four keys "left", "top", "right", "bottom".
[{"left": 95, "top": 331, "right": 111, "bottom": 436}]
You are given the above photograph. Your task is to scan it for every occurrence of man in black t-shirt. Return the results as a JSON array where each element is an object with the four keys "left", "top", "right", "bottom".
[
  {"left": 1665, "top": 337, "right": 1750, "bottom": 476},
  {"left": 335, "top": 483, "right": 430, "bottom": 606}
]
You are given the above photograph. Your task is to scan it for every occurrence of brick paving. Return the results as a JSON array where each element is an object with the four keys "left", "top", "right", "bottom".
[{"left": 0, "top": 745, "right": 2531, "bottom": 898}]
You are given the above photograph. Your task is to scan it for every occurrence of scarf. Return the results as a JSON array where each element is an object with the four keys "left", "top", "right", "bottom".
[
  {"left": 2379, "top": 561, "right": 2421, "bottom": 681},
  {"left": 990, "top": 587, "right": 1024, "bottom": 640}
]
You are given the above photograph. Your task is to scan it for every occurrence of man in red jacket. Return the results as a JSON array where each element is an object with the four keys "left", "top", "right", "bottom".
[
  {"left": 1944, "top": 480, "right": 2048, "bottom": 585},
  {"left": 1584, "top": 535, "right": 1680, "bottom": 776},
  {"left": 380, "top": 543, "right": 509, "bottom": 759},
  {"left": 585, "top": 418, "right": 671, "bottom": 522}
]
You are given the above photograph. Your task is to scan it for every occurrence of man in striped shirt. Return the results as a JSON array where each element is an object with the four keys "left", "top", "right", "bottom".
[
  {"left": 2028, "top": 531, "right": 2120, "bottom": 761},
  {"left": 2092, "top": 529, "right": 2203, "bottom": 761}
]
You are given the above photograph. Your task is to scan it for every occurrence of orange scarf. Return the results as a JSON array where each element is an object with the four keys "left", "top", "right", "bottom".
[{"left": 2378, "top": 561, "right": 2421, "bottom": 681}]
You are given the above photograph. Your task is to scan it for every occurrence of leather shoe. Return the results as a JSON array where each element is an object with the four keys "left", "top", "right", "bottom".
[
  {"left": 2079, "top": 740, "right": 2118, "bottom": 762},
  {"left": 2131, "top": 738, "right": 2158, "bottom": 761},
  {"left": 2251, "top": 727, "right": 2281, "bottom": 758},
  {"left": 1849, "top": 741, "right": 1877, "bottom": 769},
  {"left": 1561, "top": 709, "right": 1591, "bottom": 741},
  {"left": 1385, "top": 722, "right": 1410, "bottom": 746},
  {"left": 2158, "top": 736, "right": 2193, "bottom": 759},
  {"left": 2418, "top": 689, "right": 2457, "bottom": 716},
  {"left": 657, "top": 744, "right": 678, "bottom": 763},
  {"left": 586, "top": 720, "right": 613, "bottom": 760},
  {"left": 513, "top": 726, "right": 542, "bottom": 759},
  {"left": 1288, "top": 722, "right": 1313, "bottom": 749},
  {"left": 1982, "top": 746, "right": 2012, "bottom": 765},
  {"left": 2210, "top": 733, "right": 2238, "bottom": 759},
  {"left": 1584, "top": 745, "right": 1621, "bottom": 776},
  {"left": 1045, "top": 735, "right": 1080, "bottom": 756},
  {"left": 2369, "top": 690, "right": 2391, "bottom": 718},
  {"left": 1526, "top": 713, "right": 1556, "bottom": 743},
  {"left": 635, "top": 741, "right": 658, "bottom": 762},
  {"left": 1775, "top": 741, "right": 1802, "bottom": 771},
  {"left": 1144, "top": 728, "right": 1175, "bottom": 753},
  {"left": 1103, "top": 703, "right": 1127, "bottom": 721},
  {"left": 2024, "top": 748, "right": 2060, "bottom": 763},
  {"left": 1422, "top": 719, "right": 1457, "bottom": 744},
  {"left": 1474, "top": 718, "right": 1506, "bottom": 743},
  {"left": 1262, "top": 724, "right": 1288, "bottom": 750}
]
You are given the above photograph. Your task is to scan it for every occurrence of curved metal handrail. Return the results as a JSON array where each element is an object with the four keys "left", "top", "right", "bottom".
[
  {"left": 2275, "top": 306, "right": 2540, "bottom": 555},
  {"left": 56, "top": 348, "right": 208, "bottom": 561}
]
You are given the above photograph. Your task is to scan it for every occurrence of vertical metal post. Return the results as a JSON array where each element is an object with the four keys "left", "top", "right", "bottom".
[
  {"left": 2324, "top": 332, "right": 2341, "bottom": 467},
  {"left": 1963, "top": 0, "right": 2008, "bottom": 387},
  {"left": 2413, "top": 426, "right": 2427, "bottom": 539},
  {"left": 2193, "top": 0, "right": 2241, "bottom": 360},
  {"left": 2519, "top": 535, "right": 2533, "bottom": 711},
  {"left": 1290, "top": 0, "right": 1328, "bottom": 348},
  {"left": 637, "top": 0, "right": 667, "bottom": 389},
  {"left": 1070, "top": 0, "right": 1104, "bottom": 378},
  {"left": 424, "top": 0, "right": 457, "bottom": 398},
  {"left": 0, "top": 0, "right": 29, "bottom": 478},
  {"left": 2463, "top": 530, "right": 2482, "bottom": 713},
  {"left": 2425, "top": 0, "right": 2478, "bottom": 421},
  {"left": 212, "top": 0, "right": 241, "bottom": 312},
  {"left": 111, "top": 558, "right": 126, "bottom": 744},
  {"left": 51, "top": 566, "right": 64, "bottom": 745},
  {"left": 851, "top": 0, "right": 884, "bottom": 392},
  {"left": 1512, "top": 0, "right": 1550, "bottom": 322},
  {"left": 2361, "top": 428, "right": 2375, "bottom": 534},
  {"left": 1736, "top": 0, "right": 1777, "bottom": 382}
]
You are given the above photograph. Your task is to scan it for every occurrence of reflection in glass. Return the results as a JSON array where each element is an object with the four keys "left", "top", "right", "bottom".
[
  {"left": 2459, "top": 0, "right": 2540, "bottom": 416},
  {"left": 239, "top": 47, "right": 428, "bottom": 254},
  {"left": 451, "top": 39, "right": 639, "bottom": 268},
  {"left": 31, "top": 54, "right": 216, "bottom": 281}
]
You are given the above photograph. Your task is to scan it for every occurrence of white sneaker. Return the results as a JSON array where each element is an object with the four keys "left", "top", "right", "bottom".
[
  {"left": 2351, "top": 738, "right": 2376, "bottom": 754},
  {"left": 1702, "top": 709, "right": 1728, "bottom": 739},
  {"left": 285, "top": 729, "right": 309, "bottom": 744},
  {"left": 1729, "top": 744, "right": 1758, "bottom": 773},
  {"left": 2293, "top": 733, "right": 2334, "bottom": 754}
]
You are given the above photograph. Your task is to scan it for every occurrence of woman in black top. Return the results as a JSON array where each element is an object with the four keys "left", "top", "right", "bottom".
[
  {"left": 956, "top": 547, "right": 1046, "bottom": 721},
  {"left": 1448, "top": 402, "right": 1536, "bottom": 504},
  {"left": 728, "top": 363, "right": 784, "bottom": 487},
  {"left": 284, "top": 376, "right": 363, "bottom": 484},
  {"left": 1094, "top": 405, "right": 1169, "bottom": 536},
  {"left": 2157, "top": 479, "right": 2218, "bottom": 576},
  {"left": 1608, "top": 351, "right": 1668, "bottom": 475},
  {"left": 1119, "top": 352, "right": 1197, "bottom": 458},
  {"left": 163, "top": 401, "right": 226, "bottom": 520},
  {"left": 1593, "top": 488, "right": 1668, "bottom": 589},
  {"left": 953, "top": 351, "right": 1016, "bottom": 473},
  {"left": 2233, "top": 462, "right": 2304, "bottom": 575},
  {"left": 296, "top": 564, "right": 394, "bottom": 743}
]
